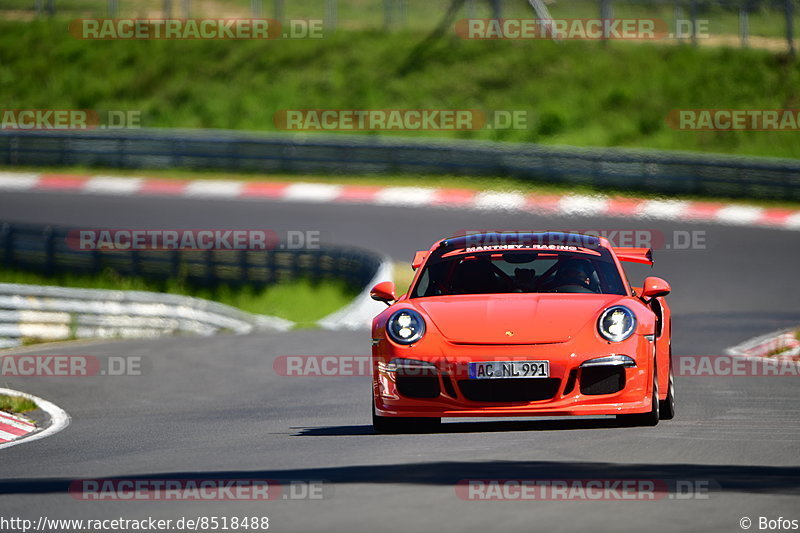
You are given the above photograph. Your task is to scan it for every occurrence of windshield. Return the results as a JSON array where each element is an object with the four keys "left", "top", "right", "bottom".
[{"left": 411, "top": 248, "right": 627, "bottom": 297}]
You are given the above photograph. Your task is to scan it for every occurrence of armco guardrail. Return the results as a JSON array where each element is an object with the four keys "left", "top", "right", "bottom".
[
  {"left": 0, "top": 221, "right": 381, "bottom": 290},
  {"left": 1, "top": 128, "right": 798, "bottom": 200},
  {"left": 0, "top": 283, "right": 295, "bottom": 349},
  {"left": 0, "top": 220, "right": 388, "bottom": 344}
]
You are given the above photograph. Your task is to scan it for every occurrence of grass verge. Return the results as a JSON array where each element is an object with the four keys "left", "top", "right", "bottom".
[
  {"left": 393, "top": 262, "right": 416, "bottom": 298},
  {"left": 0, "top": 394, "right": 37, "bottom": 413},
  {"left": 0, "top": 267, "right": 360, "bottom": 326},
  {"left": 1, "top": 20, "right": 798, "bottom": 158}
]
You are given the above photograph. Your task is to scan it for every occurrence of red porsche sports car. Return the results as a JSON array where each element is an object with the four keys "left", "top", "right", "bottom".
[{"left": 370, "top": 232, "right": 674, "bottom": 433}]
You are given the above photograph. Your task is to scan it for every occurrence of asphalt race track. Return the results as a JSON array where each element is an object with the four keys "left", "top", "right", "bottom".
[{"left": 0, "top": 189, "right": 799, "bottom": 533}]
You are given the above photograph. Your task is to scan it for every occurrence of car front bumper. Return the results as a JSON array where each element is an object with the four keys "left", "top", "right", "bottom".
[{"left": 372, "top": 334, "right": 655, "bottom": 418}]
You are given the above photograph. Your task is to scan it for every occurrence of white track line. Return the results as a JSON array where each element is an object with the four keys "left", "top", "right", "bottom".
[
  {"left": 374, "top": 187, "right": 436, "bottom": 206},
  {"left": 183, "top": 180, "right": 245, "bottom": 197},
  {"left": 715, "top": 205, "right": 764, "bottom": 225},
  {"left": 282, "top": 182, "right": 343, "bottom": 202},
  {"left": 785, "top": 212, "right": 800, "bottom": 230},
  {"left": 474, "top": 191, "right": 526, "bottom": 210},
  {"left": 83, "top": 176, "right": 144, "bottom": 195},
  {"left": 559, "top": 195, "right": 609, "bottom": 216},
  {"left": 0, "top": 172, "right": 40, "bottom": 190},
  {"left": 0, "top": 387, "right": 70, "bottom": 450},
  {"left": 637, "top": 199, "right": 689, "bottom": 220}
]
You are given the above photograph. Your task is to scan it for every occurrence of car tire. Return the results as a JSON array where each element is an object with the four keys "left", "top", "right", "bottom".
[
  {"left": 617, "top": 368, "right": 660, "bottom": 427},
  {"left": 659, "top": 363, "right": 676, "bottom": 420},
  {"left": 372, "top": 400, "right": 441, "bottom": 434}
]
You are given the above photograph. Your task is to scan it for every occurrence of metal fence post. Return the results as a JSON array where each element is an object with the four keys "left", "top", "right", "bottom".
[
  {"left": 273, "top": 0, "right": 283, "bottom": 23},
  {"left": 239, "top": 250, "right": 249, "bottom": 282},
  {"left": 384, "top": 0, "right": 393, "bottom": 30},
  {"left": 466, "top": 0, "right": 476, "bottom": 19},
  {"left": 163, "top": 0, "right": 173, "bottom": 18},
  {"left": 326, "top": 0, "right": 337, "bottom": 32},
  {"left": 91, "top": 247, "right": 101, "bottom": 274},
  {"left": 46, "top": 0, "right": 54, "bottom": 16},
  {"left": 739, "top": 5, "right": 749, "bottom": 48},
  {"left": 600, "top": 0, "right": 613, "bottom": 42},
  {"left": 1, "top": 223, "right": 12, "bottom": 268},
  {"left": 182, "top": 0, "right": 190, "bottom": 18},
  {"left": 690, "top": 0, "right": 697, "bottom": 46},
  {"left": 490, "top": 0, "right": 502, "bottom": 19},
  {"left": 674, "top": 3, "right": 682, "bottom": 42},
  {"left": 34, "top": 0, "right": 42, "bottom": 16},
  {"left": 787, "top": 0, "right": 795, "bottom": 56},
  {"left": 170, "top": 250, "right": 180, "bottom": 278},
  {"left": 399, "top": 0, "right": 407, "bottom": 29},
  {"left": 251, "top": 0, "right": 262, "bottom": 17},
  {"left": 43, "top": 226, "right": 54, "bottom": 276},
  {"left": 207, "top": 250, "right": 217, "bottom": 285},
  {"left": 130, "top": 250, "right": 140, "bottom": 277}
]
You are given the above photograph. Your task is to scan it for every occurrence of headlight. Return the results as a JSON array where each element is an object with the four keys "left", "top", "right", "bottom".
[
  {"left": 598, "top": 306, "right": 636, "bottom": 342},
  {"left": 386, "top": 309, "right": 426, "bottom": 345}
]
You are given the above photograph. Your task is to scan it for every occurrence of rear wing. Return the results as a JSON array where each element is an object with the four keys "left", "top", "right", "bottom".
[{"left": 613, "top": 247, "right": 653, "bottom": 266}]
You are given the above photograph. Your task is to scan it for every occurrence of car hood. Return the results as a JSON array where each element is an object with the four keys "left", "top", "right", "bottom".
[{"left": 414, "top": 293, "right": 626, "bottom": 344}]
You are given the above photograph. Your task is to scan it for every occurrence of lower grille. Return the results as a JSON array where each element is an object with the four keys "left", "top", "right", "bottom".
[
  {"left": 580, "top": 366, "right": 626, "bottom": 395},
  {"left": 396, "top": 375, "right": 440, "bottom": 398},
  {"left": 563, "top": 369, "right": 578, "bottom": 395},
  {"left": 457, "top": 378, "right": 561, "bottom": 402},
  {"left": 440, "top": 372, "right": 458, "bottom": 398}
]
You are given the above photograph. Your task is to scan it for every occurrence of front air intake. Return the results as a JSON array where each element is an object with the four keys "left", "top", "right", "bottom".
[
  {"left": 580, "top": 366, "right": 626, "bottom": 395},
  {"left": 458, "top": 378, "right": 561, "bottom": 402}
]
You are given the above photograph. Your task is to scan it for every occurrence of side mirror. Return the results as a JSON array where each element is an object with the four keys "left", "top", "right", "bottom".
[
  {"left": 641, "top": 277, "right": 671, "bottom": 299},
  {"left": 411, "top": 251, "right": 428, "bottom": 270},
  {"left": 370, "top": 281, "right": 397, "bottom": 305}
]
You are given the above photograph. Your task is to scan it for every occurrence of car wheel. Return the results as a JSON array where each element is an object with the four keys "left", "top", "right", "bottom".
[
  {"left": 617, "top": 368, "right": 660, "bottom": 427},
  {"left": 659, "top": 363, "right": 676, "bottom": 420},
  {"left": 372, "top": 399, "right": 441, "bottom": 434}
]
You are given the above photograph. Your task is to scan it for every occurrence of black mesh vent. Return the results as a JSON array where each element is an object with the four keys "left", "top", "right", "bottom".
[
  {"left": 396, "top": 376, "right": 440, "bottom": 398},
  {"left": 458, "top": 378, "right": 561, "bottom": 402},
  {"left": 563, "top": 369, "right": 578, "bottom": 395},
  {"left": 440, "top": 372, "right": 458, "bottom": 398},
  {"left": 580, "top": 366, "right": 626, "bottom": 395}
]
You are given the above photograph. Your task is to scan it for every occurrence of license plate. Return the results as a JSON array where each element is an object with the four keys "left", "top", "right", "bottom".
[{"left": 468, "top": 360, "right": 549, "bottom": 379}]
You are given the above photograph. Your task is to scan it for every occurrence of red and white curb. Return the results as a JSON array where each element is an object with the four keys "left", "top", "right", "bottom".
[
  {"left": 726, "top": 328, "right": 800, "bottom": 361},
  {"left": 0, "top": 410, "right": 36, "bottom": 443},
  {"left": 0, "top": 387, "right": 70, "bottom": 450},
  {"left": 1, "top": 171, "right": 799, "bottom": 230}
]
